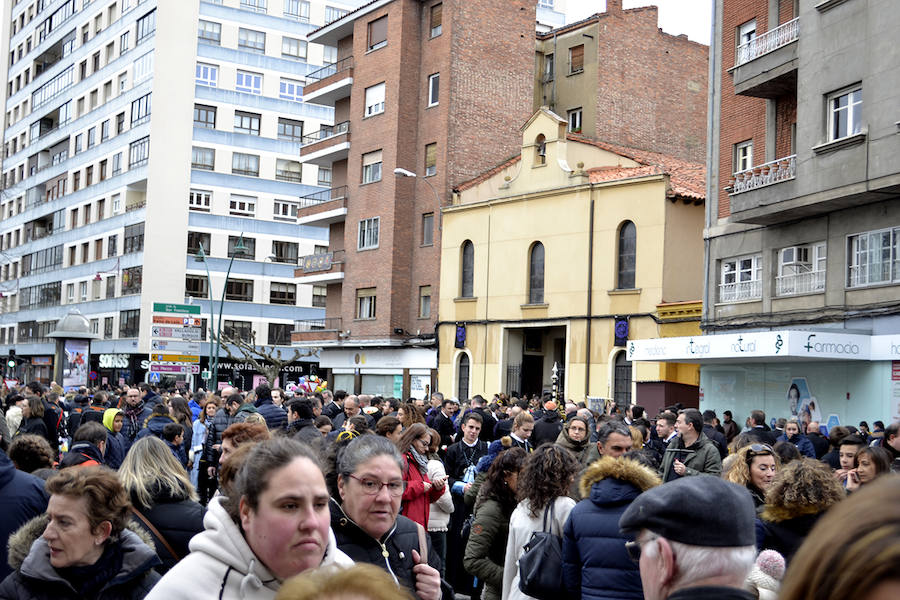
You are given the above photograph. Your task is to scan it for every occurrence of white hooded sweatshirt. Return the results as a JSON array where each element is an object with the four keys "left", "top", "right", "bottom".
[{"left": 145, "top": 497, "right": 353, "bottom": 599}]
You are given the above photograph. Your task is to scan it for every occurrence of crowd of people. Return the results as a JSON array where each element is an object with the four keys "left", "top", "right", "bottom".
[{"left": 0, "top": 379, "right": 899, "bottom": 600}]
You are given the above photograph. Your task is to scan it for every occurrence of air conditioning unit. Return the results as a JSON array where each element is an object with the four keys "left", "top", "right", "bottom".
[{"left": 781, "top": 246, "right": 810, "bottom": 266}]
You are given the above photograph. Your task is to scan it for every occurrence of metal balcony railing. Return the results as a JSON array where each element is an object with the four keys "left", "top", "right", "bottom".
[
  {"left": 298, "top": 185, "right": 348, "bottom": 208},
  {"left": 300, "top": 121, "right": 349, "bottom": 146},
  {"left": 776, "top": 271, "right": 825, "bottom": 296},
  {"left": 719, "top": 280, "right": 762, "bottom": 303},
  {"left": 736, "top": 18, "right": 799, "bottom": 66},
  {"left": 294, "top": 317, "right": 342, "bottom": 332},
  {"left": 306, "top": 56, "right": 353, "bottom": 82},
  {"left": 729, "top": 155, "right": 795, "bottom": 195}
]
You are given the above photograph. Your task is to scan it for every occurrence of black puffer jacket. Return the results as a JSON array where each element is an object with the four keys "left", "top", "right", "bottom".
[
  {"left": 0, "top": 514, "right": 160, "bottom": 599},
  {"left": 330, "top": 500, "right": 450, "bottom": 600},
  {"left": 128, "top": 488, "right": 206, "bottom": 573},
  {"left": 202, "top": 408, "right": 236, "bottom": 465}
]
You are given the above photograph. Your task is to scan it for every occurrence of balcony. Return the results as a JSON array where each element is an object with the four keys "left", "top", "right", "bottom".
[
  {"left": 299, "top": 121, "right": 350, "bottom": 167},
  {"left": 297, "top": 185, "right": 348, "bottom": 225},
  {"left": 718, "top": 280, "right": 761, "bottom": 303},
  {"left": 731, "top": 18, "right": 799, "bottom": 98},
  {"left": 303, "top": 56, "right": 353, "bottom": 106},
  {"left": 292, "top": 317, "right": 343, "bottom": 344},
  {"left": 294, "top": 249, "right": 345, "bottom": 285},
  {"left": 728, "top": 155, "right": 800, "bottom": 224},
  {"left": 776, "top": 271, "right": 825, "bottom": 297}
]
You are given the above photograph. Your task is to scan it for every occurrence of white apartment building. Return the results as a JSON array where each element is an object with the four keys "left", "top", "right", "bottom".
[{"left": 0, "top": 0, "right": 364, "bottom": 387}]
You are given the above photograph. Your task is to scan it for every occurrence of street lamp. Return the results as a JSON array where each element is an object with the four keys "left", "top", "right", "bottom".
[
  {"left": 394, "top": 167, "right": 440, "bottom": 204},
  {"left": 193, "top": 233, "right": 248, "bottom": 389}
]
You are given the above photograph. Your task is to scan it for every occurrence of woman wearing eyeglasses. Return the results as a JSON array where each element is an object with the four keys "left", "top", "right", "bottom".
[
  {"left": 331, "top": 435, "right": 445, "bottom": 600},
  {"left": 725, "top": 444, "right": 780, "bottom": 509},
  {"left": 395, "top": 423, "right": 448, "bottom": 529}
]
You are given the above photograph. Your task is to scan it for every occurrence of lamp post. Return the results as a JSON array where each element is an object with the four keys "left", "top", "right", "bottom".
[
  {"left": 193, "top": 234, "right": 248, "bottom": 389},
  {"left": 393, "top": 167, "right": 440, "bottom": 207}
]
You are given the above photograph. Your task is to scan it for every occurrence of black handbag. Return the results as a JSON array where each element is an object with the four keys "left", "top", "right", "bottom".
[{"left": 517, "top": 501, "right": 564, "bottom": 599}]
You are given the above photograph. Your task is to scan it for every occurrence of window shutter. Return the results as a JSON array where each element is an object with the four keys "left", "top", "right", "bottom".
[
  {"left": 570, "top": 45, "right": 584, "bottom": 71},
  {"left": 368, "top": 16, "right": 387, "bottom": 47},
  {"left": 430, "top": 4, "right": 442, "bottom": 29}
]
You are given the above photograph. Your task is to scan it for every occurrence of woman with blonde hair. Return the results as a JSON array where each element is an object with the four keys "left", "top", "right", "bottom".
[
  {"left": 725, "top": 443, "right": 780, "bottom": 509},
  {"left": 118, "top": 436, "right": 205, "bottom": 572},
  {"left": 276, "top": 564, "right": 413, "bottom": 600},
  {"left": 779, "top": 475, "right": 900, "bottom": 600}
]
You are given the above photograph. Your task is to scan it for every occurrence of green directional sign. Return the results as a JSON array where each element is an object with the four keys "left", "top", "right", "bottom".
[{"left": 153, "top": 302, "right": 201, "bottom": 315}]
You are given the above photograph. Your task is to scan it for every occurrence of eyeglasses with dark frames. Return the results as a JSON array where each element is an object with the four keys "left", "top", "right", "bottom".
[{"left": 346, "top": 474, "right": 407, "bottom": 497}]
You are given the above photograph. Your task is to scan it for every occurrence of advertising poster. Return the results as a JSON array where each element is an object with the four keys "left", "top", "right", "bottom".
[
  {"left": 63, "top": 340, "right": 89, "bottom": 391},
  {"left": 786, "top": 377, "right": 821, "bottom": 427}
]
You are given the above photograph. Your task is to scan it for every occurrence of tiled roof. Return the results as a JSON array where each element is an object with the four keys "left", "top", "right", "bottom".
[
  {"left": 571, "top": 134, "right": 705, "bottom": 201},
  {"left": 455, "top": 154, "right": 521, "bottom": 192}
]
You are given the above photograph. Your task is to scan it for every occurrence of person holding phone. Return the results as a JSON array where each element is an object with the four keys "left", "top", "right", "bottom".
[{"left": 396, "top": 423, "right": 448, "bottom": 528}]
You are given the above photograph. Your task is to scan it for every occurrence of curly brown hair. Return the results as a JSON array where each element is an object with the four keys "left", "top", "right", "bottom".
[
  {"left": 517, "top": 443, "right": 579, "bottom": 517},
  {"left": 763, "top": 458, "right": 844, "bottom": 515},
  {"left": 476, "top": 447, "right": 526, "bottom": 512},
  {"left": 7, "top": 434, "right": 55, "bottom": 473},
  {"left": 398, "top": 403, "right": 425, "bottom": 428}
]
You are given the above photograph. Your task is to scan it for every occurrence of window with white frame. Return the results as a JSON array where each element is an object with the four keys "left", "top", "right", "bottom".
[
  {"left": 276, "top": 159, "right": 302, "bottom": 182},
  {"left": 282, "top": 37, "right": 307, "bottom": 59},
  {"left": 776, "top": 242, "right": 826, "bottom": 296},
  {"left": 567, "top": 107, "right": 582, "bottom": 133},
  {"left": 191, "top": 147, "right": 215, "bottom": 170},
  {"left": 241, "top": 0, "right": 268, "bottom": 13},
  {"left": 318, "top": 167, "right": 332, "bottom": 186},
  {"left": 238, "top": 28, "right": 266, "bottom": 54},
  {"left": 232, "top": 152, "right": 260, "bottom": 176},
  {"left": 356, "top": 288, "right": 376, "bottom": 319},
  {"left": 236, "top": 71, "right": 262, "bottom": 95},
  {"left": 738, "top": 19, "right": 756, "bottom": 46},
  {"left": 189, "top": 189, "right": 212, "bottom": 211},
  {"left": 120, "top": 31, "right": 130, "bottom": 54},
  {"left": 323, "top": 45, "right": 337, "bottom": 64},
  {"left": 847, "top": 228, "right": 899, "bottom": 288},
  {"left": 430, "top": 3, "right": 442, "bottom": 37},
  {"left": 358, "top": 217, "right": 380, "bottom": 250},
  {"left": 229, "top": 194, "right": 257, "bottom": 217},
  {"left": 828, "top": 86, "right": 862, "bottom": 142},
  {"left": 134, "top": 50, "right": 154, "bottom": 83},
  {"left": 136, "top": 9, "right": 156, "bottom": 44},
  {"left": 362, "top": 150, "right": 382, "bottom": 183},
  {"left": 198, "top": 20, "right": 221, "bottom": 45},
  {"left": 273, "top": 199, "right": 299, "bottom": 221},
  {"left": 419, "top": 285, "right": 431, "bottom": 318},
  {"left": 427, "top": 73, "right": 439, "bottom": 107},
  {"left": 284, "top": 0, "right": 310, "bottom": 21},
  {"left": 734, "top": 140, "right": 752, "bottom": 173},
  {"left": 196, "top": 63, "right": 218, "bottom": 87},
  {"left": 365, "top": 82, "right": 385, "bottom": 116},
  {"left": 326, "top": 6, "right": 349, "bottom": 23},
  {"left": 279, "top": 78, "right": 303, "bottom": 101},
  {"left": 719, "top": 254, "right": 762, "bottom": 302}
]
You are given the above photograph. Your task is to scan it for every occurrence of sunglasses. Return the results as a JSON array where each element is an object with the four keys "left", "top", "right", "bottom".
[{"left": 748, "top": 443, "right": 773, "bottom": 454}]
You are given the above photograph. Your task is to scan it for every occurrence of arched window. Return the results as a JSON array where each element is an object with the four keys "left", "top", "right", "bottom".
[
  {"left": 461, "top": 240, "right": 474, "bottom": 298},
  {"left": 613, "top": 351, "right": 632, "bottom": 411},
  {"left": 535, "top": 134, "right": 546, "bottom": 165},
  {"left": 617, "top": 221, "right": 636, "bottom": 289},
  {"left": 457, "top": 353, "right": 470, "bottom": 400},
  {"left": 529, "top": 242, "right": 545, "bottom": 304}
]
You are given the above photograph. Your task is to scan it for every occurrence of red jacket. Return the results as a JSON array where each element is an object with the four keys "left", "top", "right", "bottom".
[{"left": 401, "top": 453, "right": 443, "bottom": 527}]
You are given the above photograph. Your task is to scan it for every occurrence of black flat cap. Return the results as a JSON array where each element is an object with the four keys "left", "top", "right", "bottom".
[{"left": 619, "top": 475, "right": 756, "bottom": 547}]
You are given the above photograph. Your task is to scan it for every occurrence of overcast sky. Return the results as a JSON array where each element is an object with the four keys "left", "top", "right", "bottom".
[{"left": 565, "top": 0, "right": 713, "bottom": 45}]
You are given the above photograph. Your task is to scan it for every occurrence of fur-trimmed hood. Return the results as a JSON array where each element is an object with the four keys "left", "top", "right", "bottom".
[
  {"left": 760, "top": 502, "right": 832, "bottom": 524},
  {"left": 7, "top": 513, "right": 157, "bottom": 572},
  {"left": 578, "top": 456, "right": 661, "bottom": 499}
]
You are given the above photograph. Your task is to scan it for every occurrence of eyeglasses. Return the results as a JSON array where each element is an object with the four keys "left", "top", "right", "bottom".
[
  {"left": 347, "top": 474, "right": 407, "bottom": 497},
  {"left": 624, "top": 535, "right": 659, "bottom": 563}
]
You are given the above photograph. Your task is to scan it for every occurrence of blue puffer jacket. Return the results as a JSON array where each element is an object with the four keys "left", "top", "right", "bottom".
[
  {"left": 776, "top": 432, "right": 816, "bottom": 458},
  {"left": 562, "top": 456, "right": 661, "bottom": 600},
  {"left": 254, "top": 397, "right": 287, "bottom": 430}
]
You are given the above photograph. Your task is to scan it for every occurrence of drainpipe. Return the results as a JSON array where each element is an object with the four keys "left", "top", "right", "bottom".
[{"left": 585, "top": 190, "right": 595, "bottom": 398}]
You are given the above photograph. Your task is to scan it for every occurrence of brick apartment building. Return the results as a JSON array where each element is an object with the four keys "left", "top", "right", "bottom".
[
  {"left": 535, "top": 0, "right": 709, "bottom": 163},
  {"left": 292, "top": 0, "right": 535, "bottom": 397},
  {"left": 634, "top": 0, "right": 900, "bottom": 426}
]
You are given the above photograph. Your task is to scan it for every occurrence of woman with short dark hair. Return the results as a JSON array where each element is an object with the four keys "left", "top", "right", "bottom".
[{"left": 0, "top": 466, "right": 161, "bottom": 599}]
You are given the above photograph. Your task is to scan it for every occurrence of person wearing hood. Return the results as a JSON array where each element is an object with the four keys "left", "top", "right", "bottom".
[
  {"left": 146, "top": 437, "right": 352, "bottom": 599},
  {"left": 658, "top": 409, "right": 722, "bottom": 481},
  {"left": 101, "top": 409, "right": 126, "bottom": 470},
  {"left": 775, "top": 420, "right": 816, "bottom": 459},
  {"left": 562, "top": 453, "right": 661, "bottom": 600},
  {"left": 555, "top": 416, "right": 591, "bottom": 464},
  {"left": 119, "top": 437, "right": 205, "bottom": 573},
  {"left": 136, "top": 403, "right": 179, "bottom": 442},
  {"left": 58, "top": 422, "right": 107, "bottom": 469},
  {"left": 0, "top": 466, "right": 161, "bottom": 599}
]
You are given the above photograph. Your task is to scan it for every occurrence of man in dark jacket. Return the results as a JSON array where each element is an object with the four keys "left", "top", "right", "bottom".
[
  {"left": 805, "top": 421, "right": 829, "bottom": 458},
  {"left": 432, "top": 398, "right": 459, "bottom": 449},
  {"left": 701, "top": 410, "right": 728, "bottom": 459},
  {"left": 253, "top": 383, "right": 287, "bottom": 430},
  {"left": 140, "top": 383, "right": 162, "bottom": 410},
  {"left": 563, "top": 453, "right": 661, "bottom": 600},
  {"left": 721, "top": 410, "right": 740, "bottom": 443},
  {"left": 120, "top": 386, "right": 153, "bottom": 452},
  {"left": 532, "top": 399, "right": 564, "bottom": 447},
  {"left": 59, "top": 422, "right": 107, "bottom": 468},
  {"left": 0, "top": 448, "right": 49, "bottom": 580},
  {"left": 745, "top": 409, "right": 778, "bottom": 446},
  {"left": 321, "top": 389, "right": 344, "bottom": 419},
  {"left": 659, "top": 409, "right": 722, "bottom": 482},
  {"left": 470, "top": 395, "right": 497, "bottom": 442},
  {"left": 203, "top": 394, "right": 241, "bottom": 478}
]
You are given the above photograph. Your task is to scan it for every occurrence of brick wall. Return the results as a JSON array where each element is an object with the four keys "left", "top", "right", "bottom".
[
  {"left": 590, "top": 4, "right": 709, "bottom": 163},
  {"left": 774, "top": 92, "right": 796, "bottom": 159}
]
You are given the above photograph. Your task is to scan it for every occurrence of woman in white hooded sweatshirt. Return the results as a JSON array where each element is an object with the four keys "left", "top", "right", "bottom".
[{"left": 146, "top": 437, "right": 352, "bottom": 599}]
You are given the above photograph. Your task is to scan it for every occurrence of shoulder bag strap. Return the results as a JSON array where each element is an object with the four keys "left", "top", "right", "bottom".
[{"left": 132, "top": 506, "right": 181, "bottom": 561}]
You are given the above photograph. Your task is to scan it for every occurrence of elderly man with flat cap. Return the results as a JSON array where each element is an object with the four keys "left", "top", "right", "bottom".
[{"left": 619, "top": 475, "right": 758, "bottom": 600}]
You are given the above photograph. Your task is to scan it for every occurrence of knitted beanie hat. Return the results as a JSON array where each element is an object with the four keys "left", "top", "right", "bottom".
[{"left": 747, "top": 549, "right": 786, "bottom": 592}]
